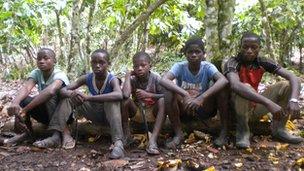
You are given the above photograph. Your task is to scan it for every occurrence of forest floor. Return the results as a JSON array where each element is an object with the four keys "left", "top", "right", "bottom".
[{"left": 0, "top": 80, "right": 303, "bottom": 171}]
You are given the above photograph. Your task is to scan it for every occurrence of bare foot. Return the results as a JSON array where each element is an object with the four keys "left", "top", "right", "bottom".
[
  {"left": 165, "top": 135, "right": 183, "bottom": 149},
  {"left": 3, "top": 133, "right": 29, "bottom": 146}
]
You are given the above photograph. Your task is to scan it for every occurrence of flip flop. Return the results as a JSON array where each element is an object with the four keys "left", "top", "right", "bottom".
[
  {"left": 146, "top": 143, "right": 160, "bottom": 155},
  {"left": 33, "top": 137, "right": 61, "bottom": 148},
  {"left": 62, "top": 137, "right": 76, "bottom": 149}
]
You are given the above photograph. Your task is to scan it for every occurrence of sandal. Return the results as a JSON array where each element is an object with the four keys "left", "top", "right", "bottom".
[
  {"left": 62, "top": 137, "right": 76, "bottom": 149},
  {"left": 33, "top": 137, "right": 61, "bottom": 148}
]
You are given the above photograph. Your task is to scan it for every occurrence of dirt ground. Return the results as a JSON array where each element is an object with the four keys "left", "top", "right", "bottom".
[{"left": 0, "top": 80, "right": 303, "bottom": 171}]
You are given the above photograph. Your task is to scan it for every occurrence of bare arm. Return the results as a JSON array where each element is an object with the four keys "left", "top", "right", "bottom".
[
  {"left": 227, "top": 71, "right": 281, "bottom": 114},
  {"left": 7, "top": 79, "right": 36, "bottom": 116},
  {"left": 122, "top": 72, "right": 132, "bottom": 99},
  {"left": 60, "top": 75, "right": 87, "bottom": 98},
  {"left": 22, "top": 79, "right": 64, "bottom": 113},
  {"left": 195, "top": 72, "right": 228, "bottom": 104},
  {"left": 12, "top": 79, "right": 36, "bottom": 105},
  {"left": 275, "top": 68, "right": 300, "bottom": 100},
  {"left": 159, "top": 72, "right": 189, "bottom": 97},
  {"left": 275, "top": 68, "right": 301, "bottom": 118},
  {"left": 87, "top": 77, "right": 123, "bottom": 102}
]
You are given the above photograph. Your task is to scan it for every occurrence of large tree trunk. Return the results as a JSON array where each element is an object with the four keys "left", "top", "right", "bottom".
[
  {"left": 258, "top": 0, "right": 276, "bottom": 60},
  {"left": 205, "top": 0, "right": 235, "bottom": 71},
  {"left": 109, "top": 0, "right": 168, "bottom": 67},
  {"left": 218, "top": 0, "right": 235, "bottom": 71},
  {"left": 205, "top": 0, "right": 220, "bottom": 63},
  {"left": 67, "top": 0, "right": 82, "bottom": 73}
]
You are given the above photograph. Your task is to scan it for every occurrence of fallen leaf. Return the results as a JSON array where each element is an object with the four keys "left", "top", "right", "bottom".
[
  {"left": 206, "top": 146, "right": 219, "bottom": 154},
  {"left": 102, "top": 159, "right": 129, "bottom": 169},
  {"left": 260, "top": 114, "right": 271, "bottom": 123},
  {"left": 295, "top": 157, "right": 304, "bottom": 167},
  {"left": 275, "top": 143, "right": 289, "bottom": 151},
  {"left": 88, "top": 137, "right": 95, "bottom": 143},
  {"left": 185, "top": 133, "right": 196, "bottom": 144},
  {"left": 207, "top": 153, "right": 214, "bottom": 159},
  {"left": 234, "top": 163, "right": 243, "bottom": 168},
  {"left": 157, "top": 159, "right": 182, "bottom": 170},
  {"left": 244, "top": 148, "right": 253, "bottom": 154},
  {"left": 204, "top": 166, "right": 215, "bottom": 171},
  {"left": 193, "top": 130, "right": 211, "bottom": 143},
  {"left": 285, "top": 120, "right": 296, "bottom": 131},
  {"left": 129, "top": 161, "right": 146, "bottom": 169}
]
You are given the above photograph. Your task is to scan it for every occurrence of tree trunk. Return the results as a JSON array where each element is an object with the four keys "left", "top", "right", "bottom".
[
  {"left": 300, "top": 44, "right": 303, "bottom": 73},
  {"left": 55, "top": 9, "right": 65, "bottom": 65},
  {"left": 67, "top": 0, "right": 82, "bottom": 73},
  {"left": 205, "top": 0, "right": 235, "bottom": 71},
  {"left": 258, "top": 0, "right": 275, "bottom": 60},
  {"left": 0, "top": 47, "right": 3, "bottom": 64},
  {"left": 217, "top": 0, "right": 235, "bottom": 71},
  {"left": 205, "top": 0, "right": 220, "bottom": 64},
  {"left": 85, "top": 0, "right": 96, "bottom": 72},
  {"left": 109, "top": 0, "right": 168, "bottom": 66}
]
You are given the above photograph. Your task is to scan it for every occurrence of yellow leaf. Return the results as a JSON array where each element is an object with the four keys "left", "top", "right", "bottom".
[
  {"left": 275, "top": 143, "right": 289, "bottom": 151},
  {"left": 260, "top": 114, "right": 271, "bottom": 123},
  {"left": 285, "top": 120, "right": 296, "bottom": 130},
  {"left": 185, "top": 133, "right": 196, "bottom": 144},
  {"left": 296, "top": 157, "right": 304, "bottom": 167},
  {"left": 204, "top": 166, "right": 216, "bottom": 171},
  {"left": 245, "top": 148, "right": 253, "bottom": 154}
]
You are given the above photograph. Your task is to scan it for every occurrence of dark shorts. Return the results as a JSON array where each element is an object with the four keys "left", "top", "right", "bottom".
[
  {"left": 181, "top": 107, "right": 217, "bottom": 122},
  {"left": 20, "top": 96, "right": 59, "bottom": 125}
]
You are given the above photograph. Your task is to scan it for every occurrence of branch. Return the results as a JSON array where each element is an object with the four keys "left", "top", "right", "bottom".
[{"left": 110, "top": 0, "right": 168, "bottom": 63}]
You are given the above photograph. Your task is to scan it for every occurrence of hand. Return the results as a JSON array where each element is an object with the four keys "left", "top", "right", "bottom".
[
  {"left": 71, "top": 90, "right": 87, "bottom": 106},
  {"left": 136, "top": 89, "right": 152, "bottom": 100},
  {"left": 125, "top": 70, "right": 135, "bottom": 76},
  {"left": 266, "top": 101, "right": 285, "bottom": 120},
  {"left": 185, "top": 98, "right": 201, "bottom": 116},
  {"left": 7, "top": 104, "right": 21, "bottom": 116},
  {"left": 14, "top": 114, "right": 30, "bottom": 133},
  {"left": 287, "top": 101, "right": 300, "bottom": 119}
]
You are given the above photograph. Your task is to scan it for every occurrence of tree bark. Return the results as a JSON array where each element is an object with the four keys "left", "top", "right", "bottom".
[
  {"left": 55, "top": 9, "right": 65, "bottom": 65},
  {"left": 299, "top": 44, "right": 303, "bottom": 73},
  {"left": 205, "top": 0, "right": 234, "bottom": 71},
  {"left": 205, "top": 0, "right": 220, "bottom": 66},
  {"left": 67, "top": 0, "right": 82, "bottom": 73},
  {"left": 85, "top": 0, "right": 96, "bottom": 72},
  {"left": 258, "top": 0, "right": 275, "bottom": 60},
  {"left": 217, "top": 0, "right": 235, "bottom": 71},
  {"left": 109, "top": 0, "right": 168, "bottom": 66}
]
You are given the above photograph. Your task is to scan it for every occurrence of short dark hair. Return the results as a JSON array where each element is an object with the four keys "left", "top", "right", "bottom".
[
  {"left": 132, "top": 51, "right": 151, "bottom": 63},
  {"left": 91, "top": 49, "right": 110, "bottom": 62},
  {"left": 182, "top": 37, "right": 205, "bottom": 54},
  {"left": 241, "top": 32, "right": 261, "bottom": 45},
  {"left": 38, "top": 48, "right": 56, "bottom": 59}
]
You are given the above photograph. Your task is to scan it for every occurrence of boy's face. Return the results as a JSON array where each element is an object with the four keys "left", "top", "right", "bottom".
[
  {"left": 240, "top": 37, "right": 260, "bottom": 63},
  {"left": 91, "top": 52, "right": 109, "bottom": 76},
  {"left": 185, "top": 44, "right": 205, "bottom": 64},
  {"left": 133, "top": 57, "right": 150, "bottom": 78},
  {"left": 37, "top": 50, "right": 55, "bottom": 71}
]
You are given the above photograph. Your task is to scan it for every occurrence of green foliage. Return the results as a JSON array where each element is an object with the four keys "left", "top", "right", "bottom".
[{"left": 153, "top": 51, "right": 184, "bottom": 74}]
